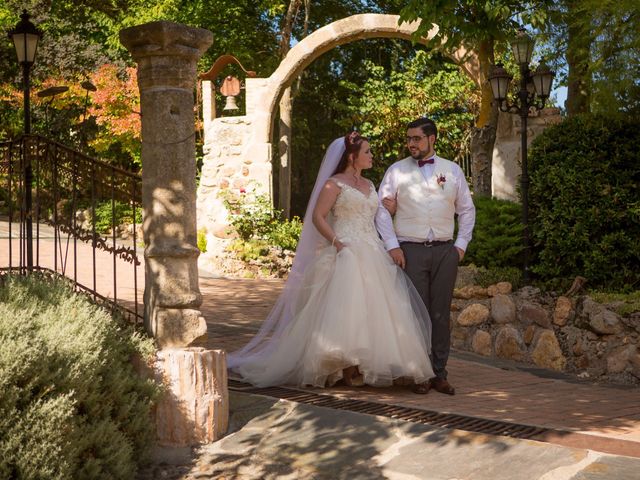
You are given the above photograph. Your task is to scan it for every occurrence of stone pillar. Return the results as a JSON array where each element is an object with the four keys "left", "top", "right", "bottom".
[
  {"left": 121, "top": 22, "right": 228, "bottom": 450},
  {"left": 120, "top": 21, "right": 212, "bottom": 348},
  {"left": 202, "top": 80, "right": 215, "bottom": 133}
]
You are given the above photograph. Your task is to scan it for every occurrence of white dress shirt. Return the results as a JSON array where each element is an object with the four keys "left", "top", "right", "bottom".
[{"left": 375, "top": 154, "right": 476, "bottom": 252}]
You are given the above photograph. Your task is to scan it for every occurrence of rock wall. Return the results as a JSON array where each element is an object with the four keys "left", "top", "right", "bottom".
[
  {"left": 196, "top": 115, "right": 272, "bottom": 271},
  {"left": 451, "top": 283, "right": 640, "bottom": 384}
]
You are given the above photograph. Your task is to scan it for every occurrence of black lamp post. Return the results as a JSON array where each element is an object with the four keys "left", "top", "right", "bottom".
[
  {"left": 488, "top": 27, "right": 555, "bottom": 282},
  {"left": 8, "top": 9, "right": 42, "bottom": 270}
]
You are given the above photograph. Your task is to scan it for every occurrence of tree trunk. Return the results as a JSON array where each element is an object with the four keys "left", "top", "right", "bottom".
[
  {"left": 155, "top": 348, "right": 228, "bottom": 446},
  {"left": 470, "top": 39, "right": 498, "bottom": 197},
  {"left": 565, "top": 1, "right": 592, "bottom": 115},
  {"left": 278, "top": 87, "right": 292, "bottom": 218},
  {"left": 277, "top": 0, "right": 303, "bottom": 218},
  {"left": 470, "top": 123, "right": 496, "bottom": 196}
]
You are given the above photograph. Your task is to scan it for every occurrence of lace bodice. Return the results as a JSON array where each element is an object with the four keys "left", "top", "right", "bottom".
[{"left": 330, "top": 179, "right": 382, "bottom": 246}]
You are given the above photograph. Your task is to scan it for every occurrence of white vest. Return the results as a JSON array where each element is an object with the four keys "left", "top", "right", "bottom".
[{"left": 393, "top": 156, "right": 457, "bottom": 240}]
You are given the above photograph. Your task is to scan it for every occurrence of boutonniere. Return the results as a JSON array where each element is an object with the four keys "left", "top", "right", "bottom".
[{"left": 436, "top": 173, "right": 446, "bottom": 189}]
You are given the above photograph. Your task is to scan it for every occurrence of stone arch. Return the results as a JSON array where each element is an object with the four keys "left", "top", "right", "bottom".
[
  {"left": 252, "top": 14, "right": 448, "bottom": 143},
  {"left": 197, "top": 14, "right": 479, "bottom": 268}
]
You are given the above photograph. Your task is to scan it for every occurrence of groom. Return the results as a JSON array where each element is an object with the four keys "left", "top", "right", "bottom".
[{"left": 376, "top": 117, "right": 476, "bottom": 395}]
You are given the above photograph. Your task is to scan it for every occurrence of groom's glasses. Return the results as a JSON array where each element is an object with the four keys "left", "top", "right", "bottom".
[{"left": 406, "top": 135, "right": 427, "bottom": 144}]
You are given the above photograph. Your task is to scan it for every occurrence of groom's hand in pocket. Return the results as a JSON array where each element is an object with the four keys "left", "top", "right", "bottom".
[
  {"left": 388, "top": 248, "right": 405, "bottom": 269},
  {"left": 455, "top": 247, "right": 465, "bottom": 261}
]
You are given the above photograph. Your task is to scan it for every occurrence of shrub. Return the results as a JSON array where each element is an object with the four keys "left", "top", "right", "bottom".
[
  {"left": 462, "top": 196, "right": 524, "bottom": 269},
  {"left": 220, "top": 187, "right": 302, "bottom": 251},
  {"left": 0, "top": 274, "right": 158, "bottom": 480},
  {"left": 197, "top": 228, "right": 208, "bottom": 253},
  {"left": 528, "top": 113, "right": 640, "bottom": 291},
  {"left": 228, "top": 238, "right": 271, "bottom": 262},
  {"left": 94, "top": 200, "right": 143, "bottom": 234},
  {"left": 266, "top": 216, "right": 303, "bottom": 251}
]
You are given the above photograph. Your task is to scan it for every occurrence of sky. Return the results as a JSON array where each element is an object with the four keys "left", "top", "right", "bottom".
[{"left": 552, "top": 85, "right": 567, "bottom": 110}]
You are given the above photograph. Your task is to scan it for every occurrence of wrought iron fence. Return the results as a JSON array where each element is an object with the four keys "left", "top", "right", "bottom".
[{"left": 0, "top": 135, "right": 143, "bottom": 323}]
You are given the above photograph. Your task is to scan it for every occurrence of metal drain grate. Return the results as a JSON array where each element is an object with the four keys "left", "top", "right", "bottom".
[{"left": 228, "top": 378, "right": 550, "bottom": 440}]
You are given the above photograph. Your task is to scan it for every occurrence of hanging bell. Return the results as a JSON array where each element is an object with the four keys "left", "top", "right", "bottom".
[{"left": 223, "top": 95, "right": 238, "bottom": 110}]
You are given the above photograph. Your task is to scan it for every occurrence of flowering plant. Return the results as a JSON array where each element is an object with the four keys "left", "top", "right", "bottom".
[{"left": 436, "top": 173, "right": 446, "bottom": 189}]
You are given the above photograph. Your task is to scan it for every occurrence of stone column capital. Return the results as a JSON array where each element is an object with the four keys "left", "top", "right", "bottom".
[
  {"left": 120, "top": 21, "right": 213, "bottom": 61},
  {"left": 120, "top": 21, "right": 213, "bottom": 90}
]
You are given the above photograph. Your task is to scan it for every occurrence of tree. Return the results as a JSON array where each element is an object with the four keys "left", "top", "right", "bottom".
[
  {"left": 398, "top": 1, "right": 549, "bottom": 196},
  {"left": 87, "top": 64, "right": 141, "bottom": 169},
  {"left": 276, "top": 0, "right": 310, "bottom": 218},
  {"left": 537, "top": 0, "right": 639, "bottom": 116},
  {"left": 339, "top": 51, "right": 479, "bottom": 185}
]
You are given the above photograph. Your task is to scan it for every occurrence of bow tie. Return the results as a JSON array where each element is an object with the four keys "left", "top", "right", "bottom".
[{"left": 418, "top": 158, "right": 435, "bottom": 167}]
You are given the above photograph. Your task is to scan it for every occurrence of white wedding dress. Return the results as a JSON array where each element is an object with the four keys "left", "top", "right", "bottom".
[{"left": 235, "top": 178, "right": 435, "bottom": 388}]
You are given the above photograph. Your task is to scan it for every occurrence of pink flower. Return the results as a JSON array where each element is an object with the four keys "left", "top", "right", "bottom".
[
  {"left": 437, "top": 173, "right": 446, "bottom": 189},
  {"left": 239, "top": 188, "right": 246, "bottom": 194}
]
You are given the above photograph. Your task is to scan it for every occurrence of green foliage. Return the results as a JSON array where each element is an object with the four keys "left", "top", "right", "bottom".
[
  {"left": 540, "top": 0, "right": 640, "bottom": 116},
  {"left": 463, "top": 196, "right": 524, "bottom": 269},
  {"left": 220, "top": 186, "right": 302, "bottom": 251},
  {"left": 475, "top": 266, "right": 524, "bottom": 290},
  {"left": 528, "top": 113, "right": 640, "bottom": 291},
  {"left": 399, "top": 1, "right": 549, "bottom": 47},
  {"left": 197, "top": 228, "right": 208, "bottom": 253},
  {"left": 267, "top": 215, "right": 303, "bottom": 251},
  {"left": 228, "top": 238, "right": 271, "bottom": 262},
  {"left": 0, "top": 274, "right": 158, "bottom": 480},
  {"left": 338, "top": 51, "right": 478, "bottom": 184},
  {"left": 94, "top": 200, "right": 142, "bottom": 234},
  {"left": 221, "top": 189, "right": 275, "bottom": 242},
  {"left": 590, "top": 291, "right": 640, "bottom": 317}
]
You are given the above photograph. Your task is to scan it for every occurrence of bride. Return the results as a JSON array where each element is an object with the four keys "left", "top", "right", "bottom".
[{"left": 228, "top": 132, "right": 434, "bottom": 390}]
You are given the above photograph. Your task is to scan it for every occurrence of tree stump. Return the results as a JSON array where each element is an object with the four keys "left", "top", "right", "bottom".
[{"left": 155, "top": 348, "right": 229, "bottom": 446}]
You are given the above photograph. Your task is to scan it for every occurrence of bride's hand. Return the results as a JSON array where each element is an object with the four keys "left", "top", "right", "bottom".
[
  {"left": 334, "top": 240, "right": 346, "bottom": 252},
  {"left": 382, "top": 194, "right": 397, "bottom": 215}
]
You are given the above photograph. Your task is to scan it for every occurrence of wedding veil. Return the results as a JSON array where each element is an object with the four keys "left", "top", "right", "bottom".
[{"left": 227, "top": 137, "right": 346, "bottom": 369}]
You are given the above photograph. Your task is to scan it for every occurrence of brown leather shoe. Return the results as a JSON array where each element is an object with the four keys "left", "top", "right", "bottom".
[
  {"left": 429, "top": 377, "right": 455, "bottom": 395},
  {"left": 411, "top": 381, "right": 431, "bottom": 394}
]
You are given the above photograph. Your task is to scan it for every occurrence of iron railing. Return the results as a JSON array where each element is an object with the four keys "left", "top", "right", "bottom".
[{"left": 0, "top": 135, "right": 143, "bottom": 323}]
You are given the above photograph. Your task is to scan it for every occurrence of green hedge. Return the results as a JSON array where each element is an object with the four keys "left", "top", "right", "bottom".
[
  {"left": 528, "top": 113, "right": 640, "bottom": 291},
  {"left": 0, "top": 274, "right": 158, "bottom": 480},
  {"left": 462, "top": 196, "right": 524, "bottom": 270}
]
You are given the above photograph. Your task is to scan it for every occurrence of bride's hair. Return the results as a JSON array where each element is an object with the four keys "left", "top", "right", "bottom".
[{"left": 332, "top": 131, "right": 368, "bottom": 175}]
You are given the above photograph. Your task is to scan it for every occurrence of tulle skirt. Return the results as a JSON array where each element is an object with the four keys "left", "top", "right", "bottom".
[{"left": 236, "top": 239, "right": 434, "bottom": 388}]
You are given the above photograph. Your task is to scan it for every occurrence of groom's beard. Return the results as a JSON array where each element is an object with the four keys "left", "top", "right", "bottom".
[
  {"left": 409, "top": 141, "right": 433, "bottom": 160},
  {"left": 410, "top": 150, "right": 428, "bottom": 160}
]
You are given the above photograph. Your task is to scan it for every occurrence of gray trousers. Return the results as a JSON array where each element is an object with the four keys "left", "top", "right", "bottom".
[{"left": 401, "top": 241, "right": 459, "bottom": 379}]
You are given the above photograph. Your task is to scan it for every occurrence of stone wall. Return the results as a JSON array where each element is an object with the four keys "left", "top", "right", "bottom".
[
  {"left": 196, "top": 115, "right": 272, "bottom": 270},
  {"left": 491, "top": 108, "right": 562, "bottom": 201},
  {"left": 451, "top": 283, "right": 640, "bottom": 384}
]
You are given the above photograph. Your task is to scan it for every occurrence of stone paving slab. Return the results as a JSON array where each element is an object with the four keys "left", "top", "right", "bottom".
[{"left": 152, "top": 391, "right": 640, "bottom": 480}]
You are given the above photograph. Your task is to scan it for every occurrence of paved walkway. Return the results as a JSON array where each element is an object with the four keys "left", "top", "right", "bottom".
[
  {"left": 201, "top": 277, "right": 640, "bottom": 459},
  {"left": 139, "top": 391, "right": 640, "bottom": 479},
  {"left": 2, "top": 222, "right": 639, "bottom": 461}
]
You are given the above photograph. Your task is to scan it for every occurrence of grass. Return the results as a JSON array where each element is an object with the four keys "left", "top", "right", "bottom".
[{"left": 590, "top": 290, "right": 640, "bottom": 316}]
